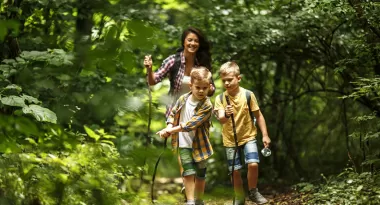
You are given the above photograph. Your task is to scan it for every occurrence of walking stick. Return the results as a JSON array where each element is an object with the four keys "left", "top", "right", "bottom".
[
  {"left": 151, "top": 138, "right": 167, "bottom": 203},
  {"left": 225, "top": 95, "right": 239, "bottom": 204},
  {"left": 143, "top": 55, "right": 165, "bottom": 203},
  {"left": 140, "top": 79, "right": 153, "bottom": 187}
]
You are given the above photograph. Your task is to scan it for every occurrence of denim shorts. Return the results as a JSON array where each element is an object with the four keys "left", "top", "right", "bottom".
[
  {"left": 225, "top": 140, "right": 260, "bottom": 172},
  {"left": 179, "top": 148, "right": 207, "bottom": 178}
]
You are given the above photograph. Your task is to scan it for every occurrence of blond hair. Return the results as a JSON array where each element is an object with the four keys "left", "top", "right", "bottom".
[
  {"left": 219, "top": 61, "right": 240, "bottom": 76},
  {"left": 190, "top": 66, "right": 212, "bottom": 83}
]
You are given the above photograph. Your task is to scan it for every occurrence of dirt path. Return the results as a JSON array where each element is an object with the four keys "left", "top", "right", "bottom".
[{"left": 151, "top": 178, "right": 309, "bottom": 205}]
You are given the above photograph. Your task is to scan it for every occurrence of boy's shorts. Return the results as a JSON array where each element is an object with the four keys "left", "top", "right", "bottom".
[
  {"left": 179, "top": 148, "right": 207, "bottom": 178},
  {"left": 225, "top": 140, "right": 260, "bottom": 173}
]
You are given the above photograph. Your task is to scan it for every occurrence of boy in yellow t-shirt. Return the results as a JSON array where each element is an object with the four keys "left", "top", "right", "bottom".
[{"left": 214, "top": 61, "right": 271, "bottom": 205}]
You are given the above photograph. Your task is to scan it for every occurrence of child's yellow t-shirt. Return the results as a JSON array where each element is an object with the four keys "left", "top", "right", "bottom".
[{"left": 214, "top": 87, "right": 259, "bottom": 147}]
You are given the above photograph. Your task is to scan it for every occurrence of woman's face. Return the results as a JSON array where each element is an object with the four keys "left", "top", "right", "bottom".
[{"left": 183, "top": 32, "right": 199, "bottom": 54}]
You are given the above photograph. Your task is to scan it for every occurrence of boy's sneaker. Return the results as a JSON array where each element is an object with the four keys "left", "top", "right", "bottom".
[
  {"left": 185, "top": 200, "right": 195, "bottom": 205},
  {"left": 248, "top": 188, "right": 268, "bottom": 204}
]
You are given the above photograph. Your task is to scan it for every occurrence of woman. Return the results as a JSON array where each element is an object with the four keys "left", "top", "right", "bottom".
[{"left": 144, "top": 27, "right": 214, "bottom": 118}]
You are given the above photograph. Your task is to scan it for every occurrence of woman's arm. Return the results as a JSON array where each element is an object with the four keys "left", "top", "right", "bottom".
[
  {"left": 144, "top": 55, "right": 156, "bottom": 85},
  {"left": 144, "top": 54, "right": 176, "bottom": 86}
]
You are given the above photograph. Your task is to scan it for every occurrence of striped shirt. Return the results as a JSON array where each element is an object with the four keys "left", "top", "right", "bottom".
[
  {"left": 166, "top": 92, "right": 214, "bottom": 162},
  {"left": 152, "top": 51, "right": 215, "bottom": 118},
  {"left": 152, "top": 52, "right": 186, "bottom": 95}
]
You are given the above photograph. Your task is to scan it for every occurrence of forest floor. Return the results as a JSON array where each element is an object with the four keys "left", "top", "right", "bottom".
[{"left": 149, "top": 178, "right": 310, "bottom": 205}]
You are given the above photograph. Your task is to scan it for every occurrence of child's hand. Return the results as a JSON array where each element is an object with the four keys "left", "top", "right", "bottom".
[
  {"left": 156, "top": 129, "right": 171, "bottom": 138},
  {"left": 144, "top": 55, "right": 152, "bottom": 69},
  {"left": 225, "top": 105, "right": 233, "bottom": 117},
  {"left": 262, "top": 136, "right": 271, "bottom": 148}
]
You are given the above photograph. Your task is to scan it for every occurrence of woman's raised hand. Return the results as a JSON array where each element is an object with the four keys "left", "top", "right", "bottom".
[{"left": 144, "top": 55, "right": 152, "bottom": 70}]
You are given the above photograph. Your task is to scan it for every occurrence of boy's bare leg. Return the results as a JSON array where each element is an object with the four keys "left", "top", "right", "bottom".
[
  {"left": 247, "top": 163, "right": 258, "bottom": 189},
  {"left": 184, "top": 175, "right": 196, "bottom": 201},
  {"left": 178, "top": 154, "right": 186, "bottom": 199},
  {"left": 194, "top": 178, "right": 205, "bottom": 200},
  {"left": 247, "top": 162, "right": 268, "bottom": 204},
  {"left": 178, "top": 154, "right": 184, "bottom": 175},
  {"left": 232, "top": 170, "right": 244, "bottom": 199}
]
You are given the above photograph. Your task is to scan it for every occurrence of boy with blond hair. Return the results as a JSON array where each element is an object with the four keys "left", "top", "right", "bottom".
[
  {"left": 214, "top": 61, "right": 271, "bottom": 205},
  {"left": 156, "top": 67, "right": 214, "bottom": 205}
]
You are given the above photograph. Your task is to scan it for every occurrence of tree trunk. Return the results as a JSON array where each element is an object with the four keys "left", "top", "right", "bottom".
[
  {"left": 74, "top": 0, "right": 93, "bottom": 72},
  {"left": 0, "top": 0, "right": 22, "bottom": 61}
]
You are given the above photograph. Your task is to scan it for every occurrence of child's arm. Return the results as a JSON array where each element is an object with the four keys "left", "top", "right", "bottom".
[
  {"left": 162, "top": 102, "right": 213, "bottom": 134},
  {"left": 156, "top": 123, "right": 173, "bottom": 138},
  {"left": 214, "top": 94, "right": 232, "bottom": 124},
  {"left": 156, "top": 123, "right": 189, "bottom": 137},
  {"left": 253, "top": 110, "right": 271, "bottom": 148},
  {"left": 157, "top": 96, "right": 181, "bottom": 138},
  {"left": 161, "top": 124, "right": 182, "bottom": 135},
  {"left": 218, "top": 105, "right": 233, "bottom": 124},
  {"left": 216, "top": 105, "right": 233, "bottom": 124}
]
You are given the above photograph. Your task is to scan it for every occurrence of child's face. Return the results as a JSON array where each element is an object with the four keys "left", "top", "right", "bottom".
[
  {"left": 190, "top": 79, "right": 210, "bottom": 100},
  {"left": 221, "top": 72, "right": 241, "bottom": 92}
]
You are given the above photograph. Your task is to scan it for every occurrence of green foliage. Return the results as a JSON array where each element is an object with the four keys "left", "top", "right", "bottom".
[
  {"left": 343, "top": 77, "right": 380, "bottom": 101},
  {"left": 0, "top": 56, "right": 57, "bottom": 123},
  {"left": 1, "top": 0, "right": 380, "bottom": 203},
  {"left": 0, "top": 141, "right": 124, "bottom": 205},
  {"left": 343, "top": 77, "right": 380, "bottom": 171},
  {"left": 301, "top": 169, "right": 380, "bottom": 204}
]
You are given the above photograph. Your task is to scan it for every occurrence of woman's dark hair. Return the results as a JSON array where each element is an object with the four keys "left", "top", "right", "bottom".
[{"left": 180, "top": 27, "right": 212, "bottom": 72}]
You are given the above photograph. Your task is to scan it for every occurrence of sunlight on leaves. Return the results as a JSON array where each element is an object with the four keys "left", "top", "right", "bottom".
[
  {"left": 84, "top": 125, "right": 100, "bottom": 141},
  {"left": 22, "top": 105, "right": 57, "bottom": 123},
  {"left": 1, "top": 96, "right": 26, "bottom": 107}
]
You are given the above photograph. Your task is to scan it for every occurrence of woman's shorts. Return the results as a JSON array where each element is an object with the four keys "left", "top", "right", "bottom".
[
  {"left": 225, "top": 140, "right": 260, "bottom": 172},
  {"left": 179, "top": 148, "right": 207, "bottom": 178}
]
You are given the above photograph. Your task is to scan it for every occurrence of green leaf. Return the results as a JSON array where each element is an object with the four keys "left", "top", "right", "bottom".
[
  {"left": 1, "top": 95, "right": 26, "bottom": 107},
  {"left": 0, "top": 140, "right": 21, "bottom": 153},
  {"left": 84, "top": 125, "right": 100, "bottom": 141},
  {"left": 56, "top": 74, "right": 72, "bottom": 81},
  {"left": 21, "top": 94, "right": 41, "bottom": 104},
  {"left": 58, "top": 174, "right": 69, "bottom": 184},
  {"left": 101, "top": 140, "right": 115, "bottom": 146},
  {"left": 22, "top": 105, "right": 57, "bottom": 123},
  {"left": 23, "top": 163, "right": 35, "bottom": 175},
  {"left": 0, "top": 64, "right": 10, "bottom": 72},
  {"left": 2, "top": 59, "right": 16, "bottom": 64},
  {"left": 5, "top": 84, "right": 22, "bottom": 92},
  {"left": 103, "top": 135, "right": 116, "bottom": 139},
  {"left": 25, "top": 137, "right": 38, "bottom": 145},
  {"left": 2, "top": 84, "right": 22, "bottom": 95}
]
